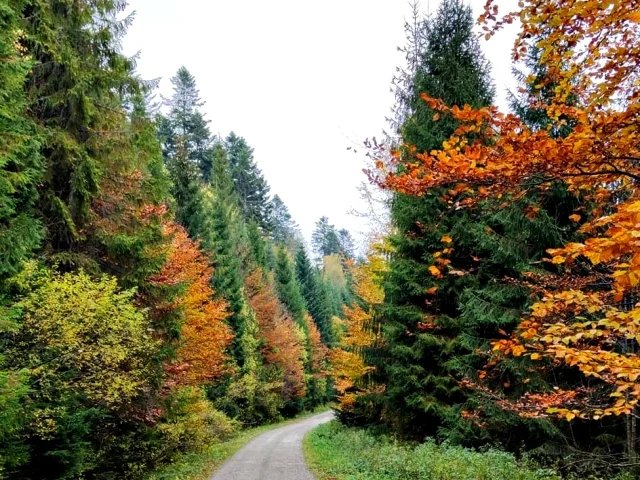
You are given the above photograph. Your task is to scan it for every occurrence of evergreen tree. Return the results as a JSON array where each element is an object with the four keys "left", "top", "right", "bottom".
[
  {"left": 24, "top": 0, "right": 137, "bottom": 254},
  {"left": 270, "top": 195, "right": 297, "bottom": 244},
  {"left": 162, "top": 67, "right": 213, "bottom": 180},
  {"left": 165, "top": 137, "right": 207, "bottom": 240},
  {"left": 378, "top": 1, "right": 577, "bottom": 448},
  {"left": 274, "top": 247, "right": 307, "bottom": 325},
  {"left": 379, "top": 0, "right": 495, "bottom": 440},
  {"left": 158, "top": 69, "right": 216, "bottom": 240},
  {"left": 225, "top": 132, "right": 272, "bottom": 231},
  {"left": 0, "top": 0, "right": 43, "bottom": 284},
  {"left": 311, "top": 216, "right": 341, "bottom": 260},
  {"left": 201, "top": 150, "right": 247, "bottom": 364},
  {"left": 295, "top": 248, "right": 334, "bottom": 345},
  {"left": 338, "top": 229, "right": 356, "bottom": 260}
]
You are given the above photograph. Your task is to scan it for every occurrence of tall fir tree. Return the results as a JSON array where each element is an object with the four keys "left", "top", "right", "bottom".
[
  {"left": 225, "top": 132, "right": 272, "bottom": 231},
  {"left": 379, "top": 0, "right": 495, "bottom": 440},
  {"left": 274, "top": 246, "right": 307, "bottom": 326},
  {"left": 311, "top": 216, "right": 341, "bottom": 261},
  {"left": 295, "top": 247, "right": 334, "bottom": 345},
  {"left": 0, "top": 0, "right": 43, "bottom": 285},
  {"left": 161, "top": 67, "right": 213, "bottom": 180},
  {"left": 378, "top": 0, "right": 578, "bottom": 449}
]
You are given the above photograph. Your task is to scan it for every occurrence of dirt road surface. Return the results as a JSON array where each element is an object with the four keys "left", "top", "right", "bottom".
[{"left": 210, "top": 411, "right": 334, "bottom": 480}]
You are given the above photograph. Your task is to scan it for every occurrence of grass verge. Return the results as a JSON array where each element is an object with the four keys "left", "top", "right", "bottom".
[
  {"left": 146, "top": 407, "right": 330, "bottom": 480},
  {"left": 303, "top": 420, "right": 563, "bottom": 480}
]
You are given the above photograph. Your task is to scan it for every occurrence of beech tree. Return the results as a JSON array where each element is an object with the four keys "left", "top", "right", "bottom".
[{"left": 378, "top": 0, "right": 640, "bottom": 460}]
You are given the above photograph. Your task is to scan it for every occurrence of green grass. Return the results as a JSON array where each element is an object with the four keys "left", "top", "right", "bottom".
[
  {"left": 304, "top": 421, "right": 562, "bottom": 480},
  {"left": 146, "top": 407, "right": 330, "bottom": 480}
]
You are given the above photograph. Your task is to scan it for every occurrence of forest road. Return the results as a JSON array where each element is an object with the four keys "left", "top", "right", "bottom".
[{"left": 210, "top": 411, "right": 334, "bottom": 480}]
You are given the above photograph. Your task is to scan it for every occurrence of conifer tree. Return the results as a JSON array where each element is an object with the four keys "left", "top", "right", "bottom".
[
  {"left": 338, "top": 229, "right": 356, "bottom": 260},
  {"left": 378, "top": 1, "right": 576, "bottom": 447},
  {"left": 0, "top": 0, "right": 43, "bottom": 284},
  {"left": 295, "top": 248, "right": 334, "bottom": 345},
  {"left": 275, "top": 247, "right": 307, "bottom": 325},
  {"left": 311, "top": 216, "right": 341, "bottom": 260},
  {"left": 225, "top": 132, "right": 272, "bottom": 230},
  {"left": 379, "top": 0, "right": 495, "bottom": 440},
  {"left": 270, "top": 195, "right": 297, "bottom": 244},
  {"left": 161, "top": 67, "right": 213, "bottom": 180}
]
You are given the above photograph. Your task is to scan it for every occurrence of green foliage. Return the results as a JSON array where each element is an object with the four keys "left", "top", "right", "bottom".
[
  {"left": 295, "top": 248, "right": 333, "bottom": 345},
  {"left": 4, "top": 268, "right": 157, "bottom": 478},
  {"left": 377, "top": 0, "right": 498, "bottom": 441},
  {"left": 155, "top": 387, "right": 238, "bottom": 459},
  {"left": 305, "top": 421, "right": 561, "bottom": 480},
  {"left": 225, "top": 132, "right": 272, "bottom": 231},
  {"left": 23, "top": 0, "right": 138, "bottom": 250},
  {"left": 160, "top": 67, "right": 213, "bottom": 181},
  {"left": 275, "top": 247, "right": 307, "bottom": 325},
  {"left": 312, "top": 216, "right": 342, "bottom": 261},
  {"left": 0, "top": 0, "right": 44, "bottom": 284}
]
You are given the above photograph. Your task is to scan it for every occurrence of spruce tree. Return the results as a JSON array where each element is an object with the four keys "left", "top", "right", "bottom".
[
  {"left": 162, "top": 67, "right": 213, "bottom": 180},
  {"left": 295, "top": 248, "right": 334, "bottom": 345},
  {"left": 311, "top": 216, "right": 341, "bottom": 260},
  {"left": 270, "top": 195, "right": 296, "bottom": 243},
  {"left": 378, "top": 1, "right": 576, "bottom": 448},
  {"left": 274, "top": 247, "right": 307, "bottom": 325},
  {"left": 338, "top": 229, "right": 356, "bottom": 260},
  {"left": 379, "top": 0, "right": 495, "bottom": 440},
  {"left": 225, "top": 132, "right": 272, "bottom": 231},
  {"left": 0, "top": 0, "right": 43, "bottom": 284}
]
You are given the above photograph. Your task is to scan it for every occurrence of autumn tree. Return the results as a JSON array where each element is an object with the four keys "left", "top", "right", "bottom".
[
  {"left": 245, "top": 268, "right": 306, "bottom": 403},
  {"left": 4, "top": 268, "right": 157, "bottom": 478},
  {"left": 332, "top": 240, "right": 386, "bottom": 423},
  {"left": 149, "top": 225, "right": 232, "bottom": 387},
  {"left": 378, "top": 0, "right": 640, "bottom": 464}
]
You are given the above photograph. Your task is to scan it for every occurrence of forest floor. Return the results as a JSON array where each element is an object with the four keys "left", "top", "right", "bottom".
[{"left": 146, "top": 408, "right": 331, "bottom": 480}]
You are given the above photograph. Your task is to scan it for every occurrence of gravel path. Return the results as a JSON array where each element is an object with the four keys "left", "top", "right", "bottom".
[{"left": 210, "top": 411, "right": 334, "bottom": 480}]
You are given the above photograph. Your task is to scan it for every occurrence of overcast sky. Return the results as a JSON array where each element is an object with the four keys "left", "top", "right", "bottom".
[{"left": 123, "top": 0, "right": 518, "bottom": 248}]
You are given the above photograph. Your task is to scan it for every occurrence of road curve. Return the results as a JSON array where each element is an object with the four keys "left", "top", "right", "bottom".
[{"left": 210, "top": 411, "right": 334, "bottom": 480}]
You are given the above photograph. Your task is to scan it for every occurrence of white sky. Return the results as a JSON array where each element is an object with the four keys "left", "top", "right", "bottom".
[{"left": 123, "top": 0, "right": 519, "bottom": 248}]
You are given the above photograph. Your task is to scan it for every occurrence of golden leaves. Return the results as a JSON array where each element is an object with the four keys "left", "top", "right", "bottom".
[{"left": 429, "top": 265, "right": 443, "bottom": 278}]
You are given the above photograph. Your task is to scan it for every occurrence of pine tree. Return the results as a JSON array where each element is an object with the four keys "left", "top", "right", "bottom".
[
  {"left": 225, "top": 132, "right": 272, "bottom": 231},
  {"left": 295, "top": 247, "right": 334, "bottom": 345}
]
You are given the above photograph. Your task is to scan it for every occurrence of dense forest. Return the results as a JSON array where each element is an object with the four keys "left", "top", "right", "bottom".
[
  {"left": 2, "top": 0, "right": 640, "bottom": 479},
  {"left": 0, "top": 0, "right": 356, "bottom": 477}
]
